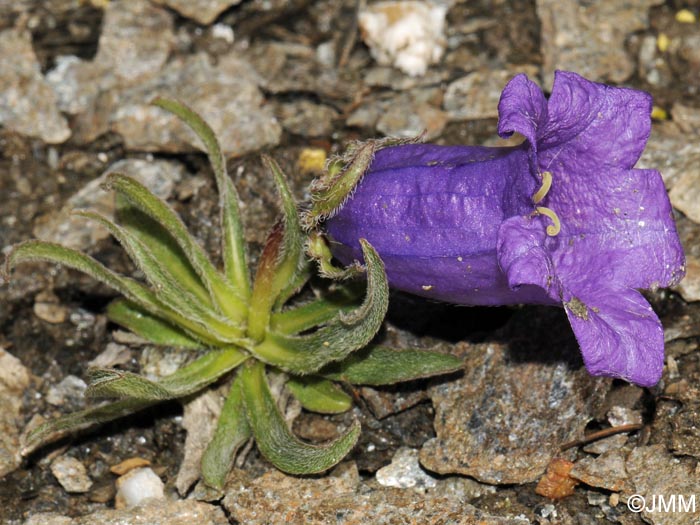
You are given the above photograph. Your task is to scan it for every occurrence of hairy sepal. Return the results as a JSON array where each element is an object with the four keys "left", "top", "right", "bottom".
[{"left": 250, "top": 240, "right": 388, "bottom": 374}]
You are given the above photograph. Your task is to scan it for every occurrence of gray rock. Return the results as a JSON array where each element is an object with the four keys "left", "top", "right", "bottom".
[
  {"left": 24, "top": 500, "right": 228, "bottom": 525},
  {"left": 421, "top": 342, "right": 607, "bottom": 484},
  {"left": 95, "top": 0, "right": 174, "bottom": 87},
  {"left": 152, "top": 0, "right": 243, "bottom": 25},
  {"left": 33, "top": 159, "right": 184, "bottom": 252},
  {"left": 46, "top": 375, "right": 87, "bottom": 407},
  {"left": 0, "top": 29, "right": 70, "bottom": 143},
  {"left": 277, "top": 100, "right": 337, "bottom": 137},
  {"left": 669, "top": 167, "right": 700, "bottom": 224},
  {"left": 623, "top": 445, "right": 700, "bottom": 525},
  {"left": 175, "top": 389, "right": 223, "bottom": 495},
  {"left": 0, "top": 348, "right": 31, "bottom": 478},
  {"left": 570, "top": 450, "right": 628, "bottom": 492},
  {"left": 377, "top": 98, "right": 448, "bottom": 140},
  {"left": 110, "top": 53, "right": 281, "bottom": 158},
  {"left": 222, "top": 463, "right": 529, "bottom": 525},
  {"left": 536, "top": 0, "right": 662, "bottom": 83},
  {"left": 376, "top": 447, "right": 438, "bottom": 490},
  {"left": 444, "top": 67, "right": 539, "bottom": 121},
  {"left": 50, "top": 456, "right": 93, "bottom": 493},
  {"left": 676, "top": 254, "right": 700, "bottom": 302}
]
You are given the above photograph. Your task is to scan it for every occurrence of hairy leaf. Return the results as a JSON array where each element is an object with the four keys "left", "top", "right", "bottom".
[
  {"left": 103, "top": 173, "right": 247, "bottom": 323},
  {"left": 22, "top": 398, "right": 156, "bottom": 457},
  {"left": 321, "top": 346, "right": 463, "bottom": 385},
  {"left": 86, "top": 348, "right": 248, "bottom": 400},
  {"left": 75, "top": 210, "right": 244, "bottom": 342},
  {"left": 152, "top": 98, "right": 250, "bottom": 298},
  {"left": 201, "top": 373, "right": 250, "bottom": 489},
  {"left": 287, "top": 377, "right": 352, "bottom": 414},
  {"left": 240, "top": 362, "right": 360, "bottom": 475},
  {"left": 107, "top": 299, "right": 202, "bottom": 349}
]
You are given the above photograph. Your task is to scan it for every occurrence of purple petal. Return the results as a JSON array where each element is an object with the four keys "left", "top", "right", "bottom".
[
  {"left": 545, "top": 166, "right": 684, "bottom": 290},
  {"left": 497, "top": 215, "right": 560, "bottom": 299},
  {"left": 563, "top": 284, "right": 665, "bottom": 387},
  {"left": 497, "top": 73, "right": 548, "bottom": 150}
]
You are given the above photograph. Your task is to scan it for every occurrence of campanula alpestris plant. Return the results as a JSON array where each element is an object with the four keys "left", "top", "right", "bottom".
[
  {"left": 5, "top": 100, "right": 461, "bottom": 488},
  {"left": 305, "top": 71, "right": 685, "bottom": 388}
]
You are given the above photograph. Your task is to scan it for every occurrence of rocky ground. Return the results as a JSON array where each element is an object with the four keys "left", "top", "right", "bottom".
[{"left": 1, "top": 1, "right": 700, "bottom": 524}]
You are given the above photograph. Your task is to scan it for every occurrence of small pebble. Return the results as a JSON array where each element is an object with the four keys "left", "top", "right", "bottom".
[
  {"left": 110, "top": 457, "right": 152, "bottom": 476},
  {"left": 51, "top": 456, "right": 93, "bottom": 493},
  {"left": 115, "top": 467, "right": 165, "bottom": 509},
  {"left": 675, "top": 9, "right": 696, "bottom": 24},
  {"left": 376, "top": 447, "right": 437, "bottom": 489}
]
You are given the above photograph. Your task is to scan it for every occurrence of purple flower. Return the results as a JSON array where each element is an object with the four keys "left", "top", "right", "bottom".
[{"left": 323, "top": 71, "right": 685, "bottom": 387}]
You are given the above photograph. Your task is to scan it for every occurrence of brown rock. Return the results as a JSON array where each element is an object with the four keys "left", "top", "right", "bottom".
[
  {"left": 421, "top": 341, "right": 608, "bottom": 484},
  {"left": 535, "top": 458, "right": 578, "bottom": 499},
  {"left": 0, "top": 348, "right": 31, "bottom": 478},
  {"left": 536, "top": 0, "right": 663, "bottom": 83}
]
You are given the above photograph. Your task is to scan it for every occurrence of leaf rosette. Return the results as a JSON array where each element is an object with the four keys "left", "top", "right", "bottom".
[{"left": 5, "top": 99, "right": 461, "bottom": 489}]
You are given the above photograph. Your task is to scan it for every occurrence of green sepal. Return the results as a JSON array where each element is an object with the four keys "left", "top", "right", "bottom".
[
  {"left": 320, "top": 345, "right": 463, "bottom": 386},
  {"left": 306, "top": 230, "right": 362, "bottom": 280},
  {"left": 287, "top": 376, "right": 352, "bottom": 414},
  {"left": 107, "top": 299, "right": 202, "bottom": 349},
  {"left": 86, "top": 347, "right": 248, "bottom": 400},
  {"left": 152, "top": 98, "right": 251, "bottom": 299},
  {"left": 240, "top": 361, "right": 360, "bottom": 475},
  {"left": 251, "top": 239, "right": 388, "bottom": 374},
  {"left": 201, "top": 373, "right": 251, "bottom": 489},
  {"left": 103, "top": 173, "right": 247, "bottom": 324}
]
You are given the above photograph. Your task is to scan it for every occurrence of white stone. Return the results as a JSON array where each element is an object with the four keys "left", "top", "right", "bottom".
[
  {"left": 51, "top": 456, "right": 93, "bottom": 493},
  {"left": 115, "top": 467, "right": 165, "bottom": 509},
  {"left": 359, "top": 1, "right": 447, "bottom": 77}
]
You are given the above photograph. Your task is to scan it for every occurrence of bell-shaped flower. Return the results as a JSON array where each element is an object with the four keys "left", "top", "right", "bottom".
[{"left": 312, "top": 71, "right": 685, "bottom": 387}]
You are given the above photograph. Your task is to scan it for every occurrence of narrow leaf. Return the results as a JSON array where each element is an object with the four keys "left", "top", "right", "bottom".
[
  {"left": 251, "top": 239, "right": 388, "bottom": 374},
  {"left": 75, "top": 210, "right": 244, "bottom": 343},
  {"left": 86, "top": 347, "right": 248, "bottom": 400},
  {"left": 240, "top": 362, "right": 360, "bottom": 475},
  {"left": 247, "top": 157, "right": 304, "bottom": 340},
  {"left": 201, "top": 373, "right": 251, "bottom": 489},
  {"left": 270, "top": 283, "right": 362, "bottom": 334},
  {"left": 22, "top": 398, "right": 157, "bottom": 457},
  {"left": 103, "top": 174, "right": 247, "bottom": 324},
  {"left": 152, "top": 98, "right": 250, "bottom": 298},
  {"left": 5, "top": 240, "right": 224, "bottom": 346},
  {"left": 107, "top": 299, "right": 202, "bottom": 349},
  {"left": 113, "top": 198, "right": 212, "bottom": 306},
  {"left": 321, "top": 346, "right": 463, "bottom": 386},
  {"left": 287, "top": 377, "right": 352, "bottom": 414}
]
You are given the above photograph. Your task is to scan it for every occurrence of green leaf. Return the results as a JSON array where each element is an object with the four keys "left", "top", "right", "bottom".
[
  {"left": 240, "top": 362, "right": 360, "bottom": 475},
  {"left": 152, "top": 98, "right": 251, "bottom": 299},
  {"left": 321, "top": 346, "right": 463, "bottom": 386},
  {"left": 5, "top": 240, "right": 224, "bottom": 346},
  {"left": 201, "top": 373, "right": 251, "bottom": 489},
  {"left": 270, "top": 283, "right": 362, "bottom": 335},
  {"left": 247, "top": 157, "right": 304, "bottom": 341},
  {"left": 251, "top": 239, "right": 388, "bottom": 374},
  {"left": 22, "top": 398, "right": 157, "bottom": 457},
  {"left": 287, "top": 377, "right": 352, "bottom": 414},
  {"left": 107, "top": 299, "right": 202, "bottom": 349},
  {"left": 86, "top": 347, "right": 248, "bottom": 400},
  {"left": 103, "top": 173, "right": 247, "bottom": 324},
  {"left": 114, "top": 198, "right": 212, "bottom": 306},
  {"left": 75, "top": 210, "right": 243, "bottom": 343}
]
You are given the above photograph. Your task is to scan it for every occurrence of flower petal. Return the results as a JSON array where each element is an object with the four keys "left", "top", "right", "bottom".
[
  {"left": 498, "top": 71, "right": 652, "bottom": 170},
  {"left": 497, "top": 73, "right": 548, "bottom": 150},
  {"left": 497, "top": 215, "right": 560, "bottom": 301},
  {"left": 547, "top": 167, "right": 685, "bottom": 290},
  {"left": 562, "top": 283, "right": 664, "bottom": 387}
]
